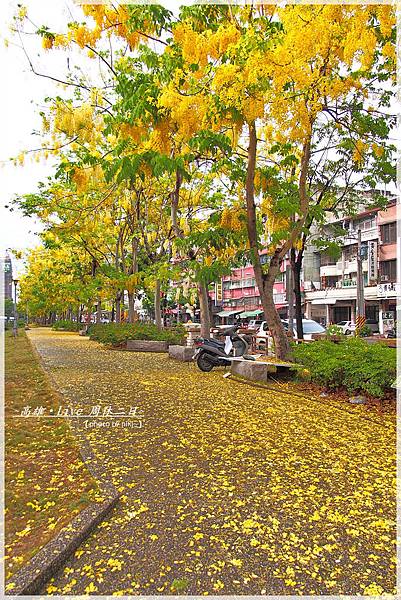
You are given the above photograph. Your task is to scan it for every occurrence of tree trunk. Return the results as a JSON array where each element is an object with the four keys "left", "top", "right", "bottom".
[
  {"left": 97, "top": 298, "right": 102, "bottom": 324},
  {"left": 111, "top": 302, "right": 115, "bottom": 323},
  {"left": 128, "top": 292, "right": 135, "bottom": 323},
  {"left": 116, "top": 292, "right": 122, "bottom": 324},
  {"left": 76, "top": 306, "right": 80, "bottom": 325},
  {"left": 263, "top": 255, "right": 292, "bottom": 359},
  {"left": 154, "top": 279, "right": 162, "bottom": 330},
  {"left": 208, "top": 293, "right": 214, "bottom": 329},
  {"left": 171, "top": 169, "right": 182, "bottom": 237},
  {"left": 291, "top": 247, "right": 304, "bottom": 339},
  {"left": 198, "top": 281, "right": 211, "bottom": 338},
  {"left": 128, "top": 238, "right": 138, "bottom": 324},
  {"left": 244, "top": 121, "right": 290, "bottom": 359},
  {"left": 287, "top": 262, "right": 294, "bottom": 339}
]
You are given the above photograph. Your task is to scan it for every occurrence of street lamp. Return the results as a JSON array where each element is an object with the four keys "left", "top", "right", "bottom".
[{"left": 12, "top": 278, "right": 19, "bottom": 338}]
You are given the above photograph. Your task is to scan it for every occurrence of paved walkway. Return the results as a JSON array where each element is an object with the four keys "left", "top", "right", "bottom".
[{"left": 27, "top": 329, "right": 396, "bottom": 596}]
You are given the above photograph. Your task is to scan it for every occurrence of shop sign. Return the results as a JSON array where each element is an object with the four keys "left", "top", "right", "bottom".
[
  {"left": 215, "top": 280, "right": 223, "bottom": 304},
  {"left": 367, "top": 240, "right": 377, "bottom": 282},
  {"left": 377, "top": 282, "right": 399, "bottom": 297},
  {"left": 381, "top": 311, "right": 395, "bottom": 334}
]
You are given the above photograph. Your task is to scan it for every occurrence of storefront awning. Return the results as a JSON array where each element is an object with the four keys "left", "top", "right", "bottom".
[
  {"left": 240, "top": 310, "right": 264, "bottom": 318},
  {"left": 311, "top": 299, "right": 337, "bottom": 305},
  {"left": 217, "top": 309, "right": 244, "bottom": 317}
]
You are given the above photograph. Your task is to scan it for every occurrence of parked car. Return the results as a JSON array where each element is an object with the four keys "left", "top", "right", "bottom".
[
  {"left": 282, "top": 319, "right": 326, "bottom": 340},
  {"left": 255, "top": 318, "right": 326, "bottom": 348},
  {"left": 248, "top": 319, "right": 263, "bottom": 330},
  {"left": 336, "top": 320, "right": 356, "bottom": 335}
]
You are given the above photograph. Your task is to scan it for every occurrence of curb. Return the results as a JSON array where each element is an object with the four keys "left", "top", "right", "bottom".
[{"left": 5, "top": 492, "right": 119, "bottom": 595}]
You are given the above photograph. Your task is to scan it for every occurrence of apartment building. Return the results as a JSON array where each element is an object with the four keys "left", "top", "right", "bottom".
[
  {"left": 210, "top": 249, "right": 290, "bottom": 322},
  {"left": 377, "top": 201, "right": 397, "bottom": 330},
  {"left": 304, "top": 198, "right": 397, "bottom": 333},
  {"left": 210, "top": 195, "right": 397, "bottom": 332}
]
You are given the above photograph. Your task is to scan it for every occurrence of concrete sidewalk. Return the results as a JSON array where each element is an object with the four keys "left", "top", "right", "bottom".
[{"left": 26, "top": 328, "right": 396, "bottom": 596}]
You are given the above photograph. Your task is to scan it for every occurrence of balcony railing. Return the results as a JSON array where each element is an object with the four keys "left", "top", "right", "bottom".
[{"left": 341, "top": 279, "right": 357, "bottom": 287}]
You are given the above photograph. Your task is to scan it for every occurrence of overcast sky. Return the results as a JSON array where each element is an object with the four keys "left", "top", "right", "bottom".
[
  {"left": 0, "top": 0, "right": 75, "bottom": 273},
  {"left": 0, "top": 0, "right": 179, "bottom": 276}
]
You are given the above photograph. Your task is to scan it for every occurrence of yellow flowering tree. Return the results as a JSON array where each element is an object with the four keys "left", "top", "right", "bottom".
[
  {"left": 163, "top": 4, "right": 395, "bottom": 357},
  {"left": 12, "top": 4, "right": 396, "bottom": 352}
]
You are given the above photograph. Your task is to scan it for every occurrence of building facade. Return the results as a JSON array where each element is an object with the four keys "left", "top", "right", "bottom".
[
  {"left": 376, "top": 201, "right": 397, "bottom": 332},
  {"left": 304, "top": 199, "right": 397, "bottom": 333},
  {"left": 210, "top": 250, "right": 292, "bottom": 321},
  {"left": 210, "top": 196, "right": 397, "bottom": 333}
]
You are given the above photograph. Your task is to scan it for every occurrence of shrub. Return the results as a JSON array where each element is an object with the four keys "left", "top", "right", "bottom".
[
  {"left": 89, "top": 322, "right": 186, "bottom": 347},
  {"left": 325, "top": 324, "right": 345, "bottom": 338},
  {"left": 292, "top": 338, "right": 396, "bottom": 398},
  {"left": 52, "top": 320, "right": 81, "bottom": 332},
  {"left": 358, "top": 324, "right": 372, "bottom": 337}
]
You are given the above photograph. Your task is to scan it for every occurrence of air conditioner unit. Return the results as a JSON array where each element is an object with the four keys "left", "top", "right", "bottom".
[{"left": 381, "top": 275, "right": 389, "bottom": 282}]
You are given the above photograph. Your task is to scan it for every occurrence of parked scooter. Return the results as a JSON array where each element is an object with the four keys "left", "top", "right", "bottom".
[{"left": 193, "top": 325, "right": 255, "bottom": 372}]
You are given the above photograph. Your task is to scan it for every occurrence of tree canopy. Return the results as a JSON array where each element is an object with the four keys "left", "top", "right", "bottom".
[{"left": 12, "top": 3, "right": 396, "bottom": 357}]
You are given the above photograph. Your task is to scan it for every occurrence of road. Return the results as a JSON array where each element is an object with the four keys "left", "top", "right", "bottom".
[{"left": 27, "top": 328, "right": 396, "bottom": 596}]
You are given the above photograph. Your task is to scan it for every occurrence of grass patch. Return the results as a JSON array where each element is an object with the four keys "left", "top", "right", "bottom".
[{"left": 5, "top": 330, "right": 100, "bottom": 580}]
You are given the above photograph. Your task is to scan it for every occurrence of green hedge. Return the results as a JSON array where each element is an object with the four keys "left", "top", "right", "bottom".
[
  {"left": 89, "top": 322, "right": 186, "bottom": 347},
  {"left": 52, "top": 320, "right": 81, "bottom": 332},
  {"left": 292, "top": 338, "right": 396, "bottom": 398}
]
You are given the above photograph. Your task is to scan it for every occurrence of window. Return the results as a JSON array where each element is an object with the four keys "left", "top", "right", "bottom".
[
  {"left": 242, "top": 278, "right": 255, "bottom": 288},
  {"left": 321, "top": 275, "right": 339, "bottom": 289},
  {"left": 366, "top": 305, "right": 379, "bottom": 321},
  {"left": 356, "top": 216, "right": 376, "bottom": 231},
  {"left": 380, "top": 260, "right": 397, "bottom": 282},
  {"left": 230, "top": 280, "right": 242, "bottom": 289},
  {"left": 381, "top": 222, "right": 396, "bottom": 244}
]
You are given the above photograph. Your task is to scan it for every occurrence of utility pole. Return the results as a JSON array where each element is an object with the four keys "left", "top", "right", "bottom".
[
  {"left": 12, "top": 279, "right": 19, "bottom": 338},
  {"left": 355, "top": 229, "right": 365, "bottom": 334}
]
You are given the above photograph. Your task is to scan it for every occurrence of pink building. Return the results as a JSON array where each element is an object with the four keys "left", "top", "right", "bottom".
[
  {"left": 377, "top": 201, "right": 397, "bottom": 332},
  {"left": 210, "top": 250, "right": 291, "bottom": 322}
]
